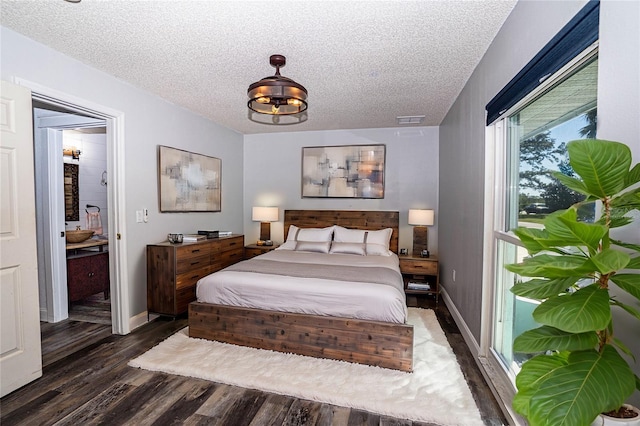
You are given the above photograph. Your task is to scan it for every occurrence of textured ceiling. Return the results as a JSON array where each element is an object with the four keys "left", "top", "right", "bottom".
[{"left": 1, "top": 0, "right": 517, "bottom": 135}]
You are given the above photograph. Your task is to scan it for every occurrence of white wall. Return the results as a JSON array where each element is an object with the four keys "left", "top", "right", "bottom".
[
  {"left": 597, "top": 0, "right": 640, "bottom": 408},
  {"left": 63, "top": 131, "right": 109, "bottom": 236},
  {"left": 1, "top": 26, "right": 245, "bottom": 325},
  {"left": 244, "top": 127, "right": 439, "bottom": 255},
  {"left": 440, "top": 0, "right": 639, "bottom": 407}
]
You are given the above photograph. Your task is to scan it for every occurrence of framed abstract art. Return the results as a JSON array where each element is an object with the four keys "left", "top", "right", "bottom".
[
  {"left": 158, "top": 146, "right": 221, "bottom": 212},
  {"left": 301, "top": 144, "right": 385, "bottom": 198}
]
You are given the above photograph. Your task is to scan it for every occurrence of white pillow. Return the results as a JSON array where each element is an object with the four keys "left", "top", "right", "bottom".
[
  {"left": 366, "top": 243, "right": 392, "bottom": 256},
  {"left": 329, "top": 242, "right": 366, "bottom": 256},
  {"left": 277, "top": 225, "right": 335, "bottom": 250},
  {"left": 333, "top": 226, "right": 366, "bottom": 243},
  {"left": 366, "top": 228, "right": 393, "bottom": 250},
  {"left": 294, "top": 241, "right": 331, "bottom": 253}
]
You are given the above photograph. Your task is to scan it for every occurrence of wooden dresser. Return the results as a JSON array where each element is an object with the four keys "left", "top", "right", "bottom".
[{"left": 146, "top": 234, "right": 244, "bottom": 316}]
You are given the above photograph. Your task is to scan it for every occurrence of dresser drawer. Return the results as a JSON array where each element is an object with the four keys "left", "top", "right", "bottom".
[
  {"left": 400, "top": 259, "right": 438, "bottom": 275},
  {"left": 176, "top": 265, "right": 213, "bottom": 289},
  {"left": 176, "top": 285, "right": 196, "bottom": 315},
  {"left": 213, "top": 248, "right": 243, "bottom": 270},
  {"left": 176, "top": 245, "right": 211, "bottom": 274},
  {"left": 212, "top": 236, "right": 243, "bottom": 253}
]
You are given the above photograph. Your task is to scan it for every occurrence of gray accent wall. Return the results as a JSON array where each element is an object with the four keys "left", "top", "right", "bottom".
[
  {"left": 439, "top": 0, "right": 588, "bottom": 346},
  {"left": 440, "top": 0, "right": 639, "bottom": 406},
  {"left": 244, "top": 127, "right": 439, "bottom": 254}
]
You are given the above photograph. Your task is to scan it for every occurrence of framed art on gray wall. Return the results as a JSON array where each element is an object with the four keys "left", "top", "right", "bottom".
[
  {"left": 158, "top": 145, "right": 221, "bottom": 212},
  {"left": 301, "top": 144, "right": 385, "bottom": 198}
]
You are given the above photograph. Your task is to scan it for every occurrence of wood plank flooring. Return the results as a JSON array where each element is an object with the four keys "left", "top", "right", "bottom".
[{"left": 1, "top": 298, "right": 508, "bottom": 426}]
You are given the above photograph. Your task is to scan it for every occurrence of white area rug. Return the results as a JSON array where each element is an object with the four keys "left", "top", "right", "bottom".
[{"left": 129, "top": 308, "right": 483, "bottom": 425}]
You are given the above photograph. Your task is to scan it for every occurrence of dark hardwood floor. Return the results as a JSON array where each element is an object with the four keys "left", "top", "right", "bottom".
[{"left": 1, "top": 298, "right": 508, "bottom": 426}]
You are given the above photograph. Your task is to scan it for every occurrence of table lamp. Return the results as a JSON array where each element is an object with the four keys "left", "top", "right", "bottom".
[
  {"left": 408, "top": 209, "right": 434, "bottom": 257},
  {"left": 252, "top": 206, "right": 279, "bottom": 243}
]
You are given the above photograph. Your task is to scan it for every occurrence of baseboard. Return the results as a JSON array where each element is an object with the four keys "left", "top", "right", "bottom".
[
  {"left": 440, "top": 287, "right": 523, "bottom": 426},
  {"left": 440, "top": 287, "right": 480, "bottom": 357},
  {"left": 128, "top": 311, "right": 150, "bottom": 331},
  {"left": 40, "top": 308, "right": 48, "bottom": 322}
]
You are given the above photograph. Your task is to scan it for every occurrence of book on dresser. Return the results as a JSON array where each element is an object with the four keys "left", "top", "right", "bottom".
[
  {"left": 182, "top": 234, "right": 206, "bottom": 242},
  {"left": 146, "top": 234, "right": 244, "bottom": 316}
]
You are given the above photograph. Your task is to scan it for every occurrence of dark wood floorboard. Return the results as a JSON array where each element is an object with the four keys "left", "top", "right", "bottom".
[{"left": 1, "top": 297, "right": 508, "bottom": 426}]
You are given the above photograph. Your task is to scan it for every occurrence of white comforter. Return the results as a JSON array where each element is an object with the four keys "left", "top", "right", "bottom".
[{"left": 196, "top": 250, "right": 408, "bottom": 324}]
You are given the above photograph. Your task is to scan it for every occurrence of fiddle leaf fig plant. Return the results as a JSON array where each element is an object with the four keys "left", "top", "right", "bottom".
[{"left": 506, "top": 139, "right": 640, "bottom": 426}]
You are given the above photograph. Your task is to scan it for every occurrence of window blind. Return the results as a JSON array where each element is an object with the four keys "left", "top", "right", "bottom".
[{"left": 485, "top": 0, "right": 599, "bottom": 125}]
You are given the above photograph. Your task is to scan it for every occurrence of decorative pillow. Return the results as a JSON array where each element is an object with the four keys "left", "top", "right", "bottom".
[
  {"left": 294, "top": 241, "right": 331, "bottom": 253},
  {"left": 333, "top": 226, "right": 366, "bottom": 243},
  {"left": 366, "top": 243, "right": 392, "bottom": 256},
  {"left": 329, "top": 242, "right": 366, "bottom": 256},
  {"left": 277, "top": 225, "right": 335, "bottom": 250},
  {"left": 366, "top": 228, "right": 393, "bottom": 250}
]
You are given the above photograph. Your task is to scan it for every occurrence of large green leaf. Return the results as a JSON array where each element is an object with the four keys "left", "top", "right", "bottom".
[
  {"left": 514, "top": 326, "right": 598, "bottom": 353},
  {"left": 513, "top": 387, "right": 536, "bottom": 418},
  {"left": 533, "top": 285, "right": 610, "bottom": 333},
  {"left": 527, "top": 346, "right": 636, "bottom": 426},
  {"left": 625, "top": 163, "right": 640, "bottom": 188},
  {"left": 567, "top": 140, "right": 631, "bottom": 198},
  {"left": 627, "top": 256, "right": 640, "bottom": 269},
  {"left": 612, "top": 239, "right": 640, "bottom": 252},
  {"left": 553, "top": 172, "right": 590, "bottom": 196},
  {"left": 611, "top": 187, "right": 640, "bottom": 210},
  {"left": 513, "top": 227, "right": 551, "bottom": 254},
  {"left": 511, "top": 277, "right": 578, "bottom": 300},
  {"left": 605, "top": 217, "right": 634, "bottom": 229},
  {"left": 610, "top": 273, "right": 640, "bottom": 300},
  {"left": 516, "top": 352, "right": 569, "bottom": 391},
  {"left": 506, "top": 254, "right": 594, "bottom": 278},
  {"left": 611, "top": 300, "right": 640, "bottom": 322},
  {"left": 544, "top": 209, "right": 607, "bottom": 253},
  {"left": 514, "top": 352, "right": 570, "bottom": 419},
  {"left": 590, "top": 249, "right": 630, "bottom": 274},
  {"left": 512, "top": 226, "right": 582, "bottom": 255}
]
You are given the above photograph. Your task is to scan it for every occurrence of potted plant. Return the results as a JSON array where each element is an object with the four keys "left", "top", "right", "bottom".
[{"left": 506, "top": 139, "right": 640, "bottom": 426}]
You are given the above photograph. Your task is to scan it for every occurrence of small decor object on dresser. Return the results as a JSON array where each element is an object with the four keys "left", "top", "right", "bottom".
[{"left": 167, "top": 233, "right": 183, "bottom": 244}]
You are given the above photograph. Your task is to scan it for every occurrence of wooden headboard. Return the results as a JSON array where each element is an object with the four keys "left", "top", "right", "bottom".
[{"left": 284, "top": 210, "right": 399, "bottom": 254}]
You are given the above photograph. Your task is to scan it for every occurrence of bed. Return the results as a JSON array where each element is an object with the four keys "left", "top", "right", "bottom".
[{"left": 188, "top": 210, "right": 414, "bottom": 371}]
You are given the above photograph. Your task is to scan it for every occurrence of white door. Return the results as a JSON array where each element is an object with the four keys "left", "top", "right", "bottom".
[{"left": 0, "top": 80, "right": 42, "bottom": 396}]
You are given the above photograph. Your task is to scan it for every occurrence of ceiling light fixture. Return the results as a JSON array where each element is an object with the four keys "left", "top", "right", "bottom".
[{"left": 247, "top": 54, "right": 308, "bottom": 125}]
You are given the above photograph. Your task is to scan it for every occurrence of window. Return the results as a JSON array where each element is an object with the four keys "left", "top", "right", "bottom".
[{"left": 488, "top": 50, "right": 598, "bottom": 381}]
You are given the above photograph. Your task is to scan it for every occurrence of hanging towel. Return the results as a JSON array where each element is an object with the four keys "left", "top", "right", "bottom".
[{"left": 86, "top": 211, "right": 103, "bottom": 235}]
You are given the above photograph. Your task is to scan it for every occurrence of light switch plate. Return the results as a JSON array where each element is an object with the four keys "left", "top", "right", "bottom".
[{"left": 136, "top": 210, "right": 143, "bottom": 223}]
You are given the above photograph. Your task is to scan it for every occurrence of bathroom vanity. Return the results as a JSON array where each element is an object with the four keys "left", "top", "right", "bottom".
[{"left": 66, "top": 240, "right": 109, "bottom": 303}]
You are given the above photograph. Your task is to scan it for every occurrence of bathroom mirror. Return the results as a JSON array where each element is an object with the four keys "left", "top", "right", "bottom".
[{"left": 64, "top": 163, "right": 79, "bottom": 221}]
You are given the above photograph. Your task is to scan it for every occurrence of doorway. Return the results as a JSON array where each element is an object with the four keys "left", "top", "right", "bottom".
[
  {"left": 17, "top": 77, "right": 130, "bottom": 336},
  {"left": 33, "top": 103, "right": 111, "bottom": 326}
]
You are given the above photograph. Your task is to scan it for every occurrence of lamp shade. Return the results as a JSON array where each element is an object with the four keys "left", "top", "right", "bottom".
[
  {"left": 408, "top": 209, "right": 434, "bottom": 226},
  {"left": 252, "top": 207, "right": 279, "bottom": 222}
]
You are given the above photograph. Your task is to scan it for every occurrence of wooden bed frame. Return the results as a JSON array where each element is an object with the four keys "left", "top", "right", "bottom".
[{"left": 188, "top": 210, "right": 413, "bottom": 372}]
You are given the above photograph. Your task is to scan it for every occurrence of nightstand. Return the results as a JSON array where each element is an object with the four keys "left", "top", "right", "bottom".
[
  {"left": 399, "top": 255, "right": 439, "bottom": 303},
  {"left": 244, "top": 243, "right": 279, "bottom": 260}
]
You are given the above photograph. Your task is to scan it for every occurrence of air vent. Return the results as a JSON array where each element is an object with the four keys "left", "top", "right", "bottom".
[{"left": 396, "top": 115, "right": 425, "bottom": 125}]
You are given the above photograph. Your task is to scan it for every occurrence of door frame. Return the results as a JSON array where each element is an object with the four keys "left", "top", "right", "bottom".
[{"left": 15, "top": 77, "right": 130, "bottom": 335}]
